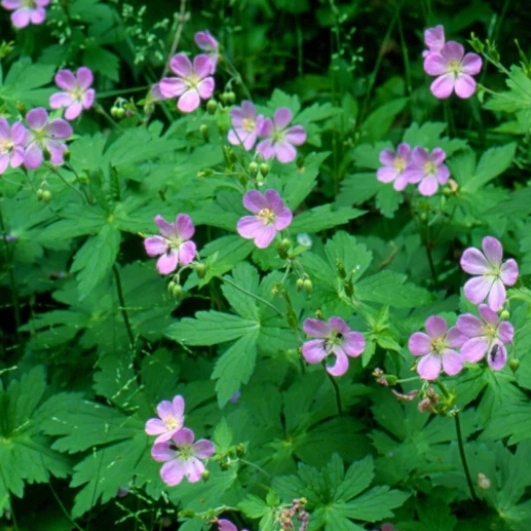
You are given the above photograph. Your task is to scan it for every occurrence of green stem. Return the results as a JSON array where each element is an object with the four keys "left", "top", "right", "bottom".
[
  {"left": 48, "top": 482, "right": 87, "bottom": 531},
  {"left": 325, "top": 367, "right": 343, "bottom": 415},
  {"left": 454, "top": 412, "right": 478, "bottom": 502},
  {"left": 162, "top": 0, "right": 188, "bottom": 77},
  {"left": 112, "top": 264, "right": 135, "bottom": 347},
  {"left": 238, "top": 458, "right": 272, "bottom": 480}
]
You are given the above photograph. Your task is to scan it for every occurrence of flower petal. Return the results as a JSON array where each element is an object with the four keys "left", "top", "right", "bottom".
[
  {"left": 160, "top": 459, "right": 186, "bottom": 486},
  {"left": 461, "top": 337, "right": 488, "bottom": 363},
  {"left": 417, "top": 353, "right": 442, "bottom": 380},
  {"left": 54, "top": 69, "right": 77, "bottom": 91},
  {"left": 178, "top": 89, "right": 200, "bottom": 113},
  {"left": 273, "top": 107, "right": 293, "bottom": 129},
  {"left": 326, "top": 348, "right": 349, "bottom": 377},
  {"left": 441, "top": 349, "right": 464, "bottom": 375},
  {"left": 500, "top": 258, "right": 518, "bottom": 286},
  {"left": 76, "top": 66, "right": 94, "bottom": 90},
  {"left": 454, "top": 74, "right": 477, "bottom": 99},
  {"left": 425, "top": 315, "right": 447, "bottom": 337},
  {"left": 463, "top": 276, "right": 493, "bottom": 305},
  {"left": 460, "top": 247, "right": 491, "bottom": 274},
  {"left": 178, "top": 240, "right": 196, "bottom": 265},
  {"left": 192, "top": 439, "right": 215, "bottom": 459},
  {"left": 302, "top": 339, "right": 327, "bottom": 364},
  {"left": 156, "top": 251, "right": 179, "bottom": 275},
  {"left": 430, "top": 73, "right": 456, "bottom": 99},
  {"left": 303, "top": 318, "right": 330, "bottom": 338},
  {"left": 243, "top": 190, "right": 267, "bottom": 213},
  {"left": 408, "top": 332, "right": 432, "bottom": 357},
  {"left": 144, "top": 235, "right": 167, "bottom": 257},
  {"left": 169, "top": 53, "right": 192, "bottom": 77}
]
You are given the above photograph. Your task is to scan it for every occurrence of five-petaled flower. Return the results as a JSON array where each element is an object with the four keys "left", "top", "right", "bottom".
[
  {"left": 144, "top": 214, "right": 197, "bottom": 275},
  {"left": 23, "top": 107, "right": 73, "bottom": 170},
  {"left": 237, "top": 189, "right": 292, "bottom": 249},
  {"left": 256, "top": 108, "right": 306, "bottom": 163},
  {"left": 423, "top": 41, "right": 483, "bottom": 99},
  {"left": 405, "top": 146, "right": 450, "bottom": 196},
  {"left": 302, "top": 317, "right": 365, "bottom": 377},
  {"left": 456, "top": 304, "right": 513, "bottom": 371},
  {"left": 376, "top": 143, "right": 412, "bottom": 191},
  {"left": 460, "top": 236, "right": 518, "bottom": 311},
  {"left": 1, "top": 0, "right": 49, "bottom": 28},
  {"left": 228, "top": 101, "right": 265, "bottom": 151},
  {"left": 158, "top": 53, "right": 215, "bottom": 113},
  {"left": 408, "top": 316, "right": 467, "bottom": 380},
  {"left": 145, "top": 395, "right": 185, "bottom": 444},
  {"left": 151, "top": 427, "right": 215, "bottom": 486},
  {"left": 50, "top": 67, "right": 95, "bottom": 120},
  {"left": 0, "top": 118, "right": 28, "bottom": 174}
]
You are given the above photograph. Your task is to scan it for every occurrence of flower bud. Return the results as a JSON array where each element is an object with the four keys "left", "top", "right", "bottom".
[
  {"left": 235, "top": 443, "right": 245, "bottom": 457},
  {"left": 195, "top": 262, "right": 207, "bottom": 279},
  {"left": 500, "top": 309, "right": 510, "bottom": 321},
  {"left": 249, "top": 161, "right": 259, "bottom": 177},
  {"left": 336, "top": 259, "right": 347, "bottom": 279},
  {"left": 259, "top": 163, "right": 269, "bottom": 177},
  {"left": 302, "top": 278, "right": 313, "bottom": 293},
  {"left": 206, "top": 99, "right": 217, "bottom": 114},
  {"left": 509, "top": 358, "right": 520, "bottom": 373},
  {"left": 220, "top": 91, "right": 236, "bottom": 105},
  {"left": 296, "top": 278, "right": 304, "bottom": 291},
  {"left": 199, "top": 124, "right": 209, "bottom": 142},
  {"left": 111, "top": 106, "right": 125, "bottom": 119},
  {"left": 172, "top": 284, "right": 183, "bottom": 299},
  {"left": 201, "top": 469, "right": 210, "bottom": 481}
]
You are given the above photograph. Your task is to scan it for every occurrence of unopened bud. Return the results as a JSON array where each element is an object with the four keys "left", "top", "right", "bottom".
[
  {"left": 249, "top": 161, "right": 259, "bottom": 177},
  {"left": 220, "top": 91, "right": 236, "bottom": 105},
  {"left": 336, "top": 259, "right": 346, "bottom": 279},
  {"left": 259, "top": 162, "right": 269, "bottom": 177},
  {"left": 296, "top": 278, "right": 304, "bottom": 291},
  {"left": 206, "top": 99, "right": 217, "bottom": 114},
  {"left": 201, "top": 469, "right": 210, "bottom": 481},
  {"left": 302, "top": 278, "right": 312, "bottom": 293},
  {"left": 172, "top": 284, "right": 183, "bottom": 299},
  {"left": 509, "top": 358, "right": 520, "bottom": 373},
  {"left": 195, "top": 262, "right": 207, "bottom": 279},
  {"left": 236, "top": 443, "right": 245, "bottom": 457},
  {"left": 199, "top": 124, "right": 209, "bottom": 141},
  {"left": 500, "top": 309, "right": 510, "bottom": 320},
  {"left": 111, "top": 106, "right": 125, "bottom": 119},
  {"left": 477, "top": 472, "right": 491, "bottom": 490}
]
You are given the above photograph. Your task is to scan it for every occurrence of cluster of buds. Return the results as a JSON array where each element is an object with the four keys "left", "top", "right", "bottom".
[{"left": 278, "top": 498, "right": 309, "bottom": 531}]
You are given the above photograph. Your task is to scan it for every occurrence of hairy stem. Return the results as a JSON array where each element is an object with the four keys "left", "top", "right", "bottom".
[
  {"left": 454, "top": 412, "right": 478, "bottom": 502},
  {"left": 112, "top": 264, "right": 135, "bottom": 347},
  {"left": 325, "top": 367, "right": 343, "bottom": 415}
]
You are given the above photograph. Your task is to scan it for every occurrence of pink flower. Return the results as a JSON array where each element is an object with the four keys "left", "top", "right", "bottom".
[
  {"left": 1, "top": 0, "right": 49, "bottom": 28},
  {"left": 405, "top": 146, "right": 450, "bottom": 196},
  {"left": 218, "top": 520, "right": 249, "bottom": 531},
  {"left": 408, "top": 316, "right": 467, "bottom": 380},
  {"left": 0, "top": 118, "right": 28, "bottom": 174},
  {"left": 158, "top": 53, "right": 215, "bottom": 113},
  {"left": 456, "top": 304, "right": 514, "bottom": 371},
  {"left": 151, "top": 427, "right": 214, "bottom": 486},
  {"left": 23, "top": 108, "right": 73, "bottom": 170},
  {"left": 50, "top": 67, "right": 95, "bottom": 120},
  {"left": 460, "top": 236, "right": 518, "bottom": 311},
  {"left": 423, "top": 41, "right": 482, "bottom": 99},
  {"left": 422, "top": 25, "right": 445, "bottom": 57},
  {"left": 256, "top": 108, "right": 306, "bottom": 163},
  {"left": 376, "top": 143, "right": 412, "bottom": 191},
  {"left": 145, "top": 395, "right": 185, "bottom": 444},
  {"left": 302, "top": 317, "right": 365, "bottom": 377},
  {"left": 228, "top": 101, "right": 265, "bottom": 151},
  {"left": 236, "top": 189, "right": 292, "bottom": 249},
  {"left": 194, "top": 30, "right": 219, "bottom": 67},
  {"left": 144, "top": 214, "right": 197, "bottom": 275}
]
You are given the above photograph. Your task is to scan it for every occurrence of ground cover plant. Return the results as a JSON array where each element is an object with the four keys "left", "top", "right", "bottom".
[{"left": 2, "top": 0, "right": 531, "bottom": 530}]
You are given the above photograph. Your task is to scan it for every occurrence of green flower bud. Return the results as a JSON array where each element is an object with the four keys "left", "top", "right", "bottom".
[
  {"left": 509, "top": 358, "right": 520, "bottom": 373},
  {"left": 195, "top": 263, "right": 207, "bottom": 279},
  {"left": 302, "top": 278, "right": 313, "bottom": 293},
  {"left": 249, "top": 161, "right": 259, "bottom": 177},
  {"left": 296, "top": 278, "right": 304, "bottom": 291},
  {"left": 259, "top": 163, "right": 269, "bottom": 177},
  {"left": 500, "top": 309, "right": 510, "bottom": 321},
  {"left": 199, "top": 124, "right": 209, "bottom": 142},
  {"left": 206, "top": 99, "right": 217, "bottom": 114},
  {"left": 111, "top": 106, "right": 126, "bottom": 119}
]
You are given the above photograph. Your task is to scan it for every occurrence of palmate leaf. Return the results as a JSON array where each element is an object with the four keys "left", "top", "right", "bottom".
[
  {"left": 0, "top": 367, "right": 70, "bottom": 517},
  {"left": 273, "top": 454, "right": 408, "bottom": 529}
]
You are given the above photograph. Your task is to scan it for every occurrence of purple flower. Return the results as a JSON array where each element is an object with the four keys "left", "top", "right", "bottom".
[
  {"left": 218, "top": 520, "right": 249, "bottom": 531},
  {"left": 256, "top": 108, "right": 306, "bottom": 164},
  {"left": 145, "top": 395, "right": 185, "bottom": 444},
  {"left": 456, "top": 304, "right": 514, "bottom": 370},
  {"left": 408, "top": 316, "right": 467, "bottom": 380},
  {"left": 228, "top": 101, "right": 265, "bottom": 151},
  {"left": 151, "top": 427, "right": 214, "bottom": 486},
  {"left": 0, "top": 118, "right": 28, "bottom": 174},
  {"left": 236, "top": 189, "right": 292, "bottom": 249},
  {"left": 194, "top": 30, "right": 219, "bottom": 67},
  {"left": 302, "top": 317, "right": 365, "bottom": 377},
  {"left": 158, "top": 53, "right": 215, "bottom": 113},
  {"left": 422, "top": 25, "right": 445, "bottom": 57},
  {"left": 1, "top": 0, "right": 49, "bottom": 28},
  {"left": 460, "top": 236, "right": 518, "bottom": 311},
  {"left": 405, "top": 146, "right": 450, "bottom": 196},
  {"left": 376, "top": 143, "right": 412, "bottom": 191},
  {"left": 50, "top": 67, "right": 95, "bottom": 120},
  {"left": 23, "top": 108, "right": 73, "bottom": 170},
  {"left": 144, "top": 214, "right": 197, "bottom": 275},
  {"left": 423, "top": 41, "right": 482, "bottom": 99}
]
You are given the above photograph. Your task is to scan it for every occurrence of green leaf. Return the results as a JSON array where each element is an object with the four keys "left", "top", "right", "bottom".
[
  {"left": 336, "top": 172, "right": 381, "bottom": 207},
  {"left": 166, "top": 311, "right": 259, "bottom": 346},
  {"left": 376, "top": 184, "right": 403, "bottom": 218},
  {"left": 83, "top": 46, "right": 120, "bottom": 81},
  {"left": 356, "top": 270, "right": 433, "bottom": 308},
  {"left": 333, "top": 486, "right": 409, "bottom": 520},
  {"left": 70, "top": 223, "right": 121, "bottom": 300},
  {"left": 360, "top": 98, "right": 408, "bottom": 142},
  {"left": 461, "top": 144, "right": 517, "bottom": 192},
  {"left": 212, "top": 330, "right": 259, "bottom": 406},
  {"left": 268, "top": 89, "right": 300, "bottom": 115},
  {"left": 290, "top": 204, "right": 365, "bottom": 233},
  {"left": 325, "top": 231, "right": 373, "bottom": 281},
  {"left": 221, "top": 262, "right": 260, "bottom": 320},
  {"left": 335, "top": 456, "right": 374, "bottom": 501}
]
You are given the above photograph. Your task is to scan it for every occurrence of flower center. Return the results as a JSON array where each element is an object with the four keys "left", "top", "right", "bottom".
[
  {"left": 448, "top": 59, "right": 462, "bottom": 75},
  {"left": 186, "top": 73, "right": 201, "bottom": 88},
  {"left": 163, "top": 415, "right": 181, "bottom": 431},
  {"left": 423, "top": 161, "right": 437, "bottom": 176},
  {"left": 72, "top": 86, "right": 85, "bottom": 101},
  {"left": 271, "top": 129, "right": 285, "bottom": 143},
  {"left": 431, "top": 336, "right": 446, "bottom": 354},
  {"left": 22, "top": 0, "right": 37, "bottom": 7},
  {"left": 257, "top": 208, "right": 275, "bottom": 225},
  {"left": 0, "top": 138, "right": 15, "bottom": 155},
  {"left": 167, "top": 235, "right": 183, "bottom": 250},
  {"left": 169, "top": 442, "right": 193, "bottom": 460},
  {"left": 393, "top": 157, "right": 407, "bottom": 173},
  {"left": 242, "top": 117, "right": 256, "bottom": 133},
  {"left": 324, "top": 330, "right": 344, "bottom": 351}
]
